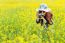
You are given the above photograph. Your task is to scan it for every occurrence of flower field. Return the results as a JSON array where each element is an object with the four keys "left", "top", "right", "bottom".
[{"left": 0, "top": 0, "right": 65, "bottom": 43}]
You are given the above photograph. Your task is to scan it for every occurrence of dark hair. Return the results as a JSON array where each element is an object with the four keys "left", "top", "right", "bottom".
[{"left": 38, "top": 10, "right": 45, "bottom": 13}]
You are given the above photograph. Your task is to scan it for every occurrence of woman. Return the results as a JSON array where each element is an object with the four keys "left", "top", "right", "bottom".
[{"left": 36, "top": 3, "right": 53, "bottom": 26}]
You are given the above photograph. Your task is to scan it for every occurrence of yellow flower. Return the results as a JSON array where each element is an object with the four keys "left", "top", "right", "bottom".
[{"left": 14, "top": 36, "right": 25, "bottom": 43}]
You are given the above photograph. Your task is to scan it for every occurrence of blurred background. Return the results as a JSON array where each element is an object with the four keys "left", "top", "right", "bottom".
[{"left": 0, "top": 0, "right": 65, "bottom": 43}]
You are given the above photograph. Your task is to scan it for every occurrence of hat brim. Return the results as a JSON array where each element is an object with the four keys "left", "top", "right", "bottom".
[
  {"left": 36, "top": 8, "right": 51, "bottom": 12},
  {"left": 38, "top": 9, "right": 46, "bottom": 11},
  {"left": 44, "top": 8, "right": 51, "bottom": 12}
]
